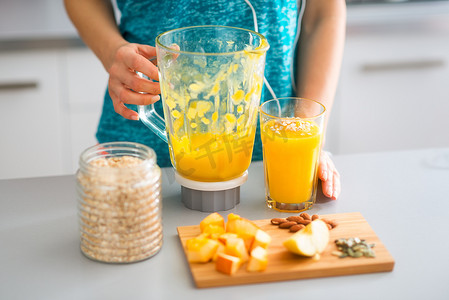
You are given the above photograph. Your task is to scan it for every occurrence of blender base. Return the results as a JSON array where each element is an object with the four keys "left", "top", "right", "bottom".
[
  {"left": 181, "top": 186, "right": 240, "bottom": 212},
  {"left": 174, "top": 171, "right": 248, "bottom": 212}
]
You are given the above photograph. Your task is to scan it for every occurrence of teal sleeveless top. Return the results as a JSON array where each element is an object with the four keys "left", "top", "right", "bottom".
[{"left": 96, "top": 0, "right": 302, "bottom": 167}]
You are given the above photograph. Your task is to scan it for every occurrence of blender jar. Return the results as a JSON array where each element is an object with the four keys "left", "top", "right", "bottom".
[{"left": 139, "top": 25, "right": 269, "bottom": 211}]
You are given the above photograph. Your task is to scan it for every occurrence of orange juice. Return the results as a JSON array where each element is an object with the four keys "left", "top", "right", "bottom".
[
  {"left": 261, "top": 118, "right": 322, "bottom": 206},
  {"left": 169, "top": 131, "right": 256, "bottom": 182}
]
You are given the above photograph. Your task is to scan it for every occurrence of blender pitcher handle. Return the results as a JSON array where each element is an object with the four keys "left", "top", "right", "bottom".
[
  {"left": 138, "top": 104, "right": 168, "bottom": 143},
  {"left": 136, "top": 69, "right": 168, "bottom": 143}
]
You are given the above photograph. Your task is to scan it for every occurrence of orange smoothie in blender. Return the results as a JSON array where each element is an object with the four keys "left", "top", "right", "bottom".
[
  {"left": 164, "top": 85, "right": 261, "bottom": 182},
  {"left": 170, "top": 131, "right": 255, "bottom": 182},
  {"left": 261, "top": 118, "right": 322, "bottom": 204}
]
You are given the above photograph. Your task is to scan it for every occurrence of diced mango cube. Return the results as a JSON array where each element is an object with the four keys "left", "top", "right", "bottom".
[
  {"left": 186, "top": 237, "right": 219, "bottom": 263},
  {"left": 250, "top": 229, "right": 272, "bottom": 251},
  {"left": 200, "top": 213, "right": 225, "bottom": 233},
  {"left": 226, "top": 217, "right": 259, "bottom": 251},
  {"left": 196, "top": 232, "right": 211, "bottom": 239},
  {"left": 215, "top": 253, "right": 241, "bottom": 275},
  {"left": 202, "top": 224, "right": 225, "bottom": 235},
  {"left": 212, "top": 242, "right": 226, "bottom": 262},
  {"left": 227, "top": 213, "right": 241, "bottom": 222},
  {"left": 217, "top": 233, "right": 239, "bottom": 245},
  {"left": 247, "top": 246, "right": 268, "bottom": 272},
  {"left": 225, "top": 237, "right": 249, "bottom": 263}
]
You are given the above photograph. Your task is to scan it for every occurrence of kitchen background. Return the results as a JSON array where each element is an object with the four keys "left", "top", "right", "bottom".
[{"left": 1, "top": 0, "right": 449, "bottom": 180}]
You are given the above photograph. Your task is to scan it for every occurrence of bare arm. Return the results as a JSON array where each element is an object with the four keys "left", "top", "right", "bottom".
[
  {"left": 64, "top": 0, "right": 123, "bottom": 70},
  {"left": 296, "top": 0, "right": 346, "bottom": 200},
  {"left": 64, "top": 0, "right": 161, "bottom": 120},
  {"left": 296, "top": 0, "right": 346, "bottom": 129}
]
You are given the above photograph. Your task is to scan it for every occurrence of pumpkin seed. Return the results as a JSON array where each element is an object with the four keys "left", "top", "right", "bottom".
[
  {"left": 333, "top": 237, "right": 376, "bottom": 259},
  {"left": 347, "top": 248, "right": 355, "bottom": 257},
  {"left": 353, "top": 251, "right": 363, "bottom": 258},
  {"left": 332, "top": 250, "right": 344, "bottom": 257}
]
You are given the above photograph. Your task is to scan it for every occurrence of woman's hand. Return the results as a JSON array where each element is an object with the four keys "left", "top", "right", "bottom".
[
  {"left": 318, "top": 151, "right": 340, "bottom": 200},
  {"left": 64, "top": 0, "right": 162, "bottom": 120},
  {"left": 107, "top": 43, "right": 161, "bottom": 120}
]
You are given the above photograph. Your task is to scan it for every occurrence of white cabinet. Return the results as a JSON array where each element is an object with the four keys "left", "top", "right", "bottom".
[
  {"left": 0, "top": 48, "right": 108, "bottom": 180},
  {"left": 0, "top": 0, "right": 109, "bottom": 179},
  {"left": 64, "top": 49, "right": 108, "bottom": 172},
  {"left": 0, "top": 50, "right": 66, "bottom": 179},
  {"left": 330, "top": 16, "right": 449, "bottom": 154}
]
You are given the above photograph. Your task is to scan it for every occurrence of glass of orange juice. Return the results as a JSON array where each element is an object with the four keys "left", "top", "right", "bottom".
[{"left": 259, "top": 97, "right": 326, "bottom": 212}]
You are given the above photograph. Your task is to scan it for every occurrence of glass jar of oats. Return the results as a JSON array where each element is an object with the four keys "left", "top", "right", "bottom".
[{"left": 76, "top": 142, "right": 162, "bottom": 263}]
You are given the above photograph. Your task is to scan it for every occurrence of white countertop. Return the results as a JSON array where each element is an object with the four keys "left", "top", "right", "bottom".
[{"left": 1, "top": 148, "right": 448, "bottom": 299}]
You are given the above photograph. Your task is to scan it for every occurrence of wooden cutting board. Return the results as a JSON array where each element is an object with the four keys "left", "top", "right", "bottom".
[{"left": 177, "top": 212, "right": 395, "bottom": 288}]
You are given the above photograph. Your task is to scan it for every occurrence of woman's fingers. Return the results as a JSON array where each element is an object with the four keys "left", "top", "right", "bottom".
[
  {"left": 109, "top": 92, "right": 140, "bottom": 120},
  {"left": 332, "top": 170, "right": 341, "bottom": 200},
  {"left": 136, "top": 44, "right": 158, "bottom": 60},
  {"left": 107, "top": 43, "right": 162, "bottom": 120},
  {"left": 318, "top": 151, "right": 330, "bottom": 181},
  {"left": 319, "top": 156, "right": 328, "bottom": 181},
  {"left": 326, "top": 154, "right": 340, "bottom": 199},
  {"left": 109, "top": 46, "right": 160, "bottom": 94},
  {"left": 117, "top": 44, "right": 159, "bottom": 81},
  {"left": 322, "top": 160, "right": 334, "bottom": 198},
  {"left": 318, "top": 151, "right": 340, "bottom": 200},
  {"left": 112, "top": 71, "right": 161, "bottom": 95},
  {"left": 110, "top": 82, "right": 160, "bottom": 105}
]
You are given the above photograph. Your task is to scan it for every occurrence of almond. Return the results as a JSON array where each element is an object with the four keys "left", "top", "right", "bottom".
[
  {"left": 300, "top": 213, "right": 311, "bottom": 221},
  {"left": 279, "top": 221, "right": 297, "bottom": 229},
  {"left": 270, "top": 218, "right": 287, "bottom": 225},
  {"left": 289, "top": 224, "right": 305, "bottom": 232},
  {"left": 298, "top": 219, "right": 311, "bottom": 225},
  {"left": 286, "top": 216, "right": 304, "bottom": 223}
]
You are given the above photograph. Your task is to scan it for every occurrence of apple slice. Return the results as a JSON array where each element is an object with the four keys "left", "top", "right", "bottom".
[
  {"left": 247, "top": 246, "right": 268, "bottom": 272},
  {"left": 215, "top": 253, "right": 241, "bottom": 275},
  {"left": 283, "top": 219, "right": 329, "bottom": 258}
]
